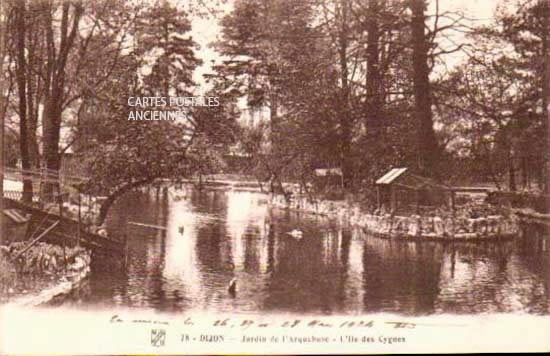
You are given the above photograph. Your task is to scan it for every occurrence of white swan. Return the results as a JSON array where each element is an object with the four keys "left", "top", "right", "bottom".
[{"left": 287, "top": 229, "right": 303, "bottom": 239}]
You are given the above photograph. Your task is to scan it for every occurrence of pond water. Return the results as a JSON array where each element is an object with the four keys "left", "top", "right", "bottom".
[{"left": 81, "top": 188, "right": 550, "bottom": 316}]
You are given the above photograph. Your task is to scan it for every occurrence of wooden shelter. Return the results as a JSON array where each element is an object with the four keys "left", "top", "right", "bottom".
[
  {"left": 2, "top": 207, "right": 29, "bottom": 243},
  {"left": 313, "top": 167, "right": 343, "bottom": 189},
  {"left": 375, "top": 168, "right": 452, "bottom": 214}
]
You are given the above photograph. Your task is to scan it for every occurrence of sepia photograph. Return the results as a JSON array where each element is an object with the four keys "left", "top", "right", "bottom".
[{"left": 0, "top": 0, "right": 549, "bottom": 354}]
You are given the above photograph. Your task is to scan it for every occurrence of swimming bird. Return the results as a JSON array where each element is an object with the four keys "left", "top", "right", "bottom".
[
  {"left": 228, "top": 278, "right": 237, "bottom": 296},
  {"left": 287, "top": 229, "right": 303, "bottom": 239}
]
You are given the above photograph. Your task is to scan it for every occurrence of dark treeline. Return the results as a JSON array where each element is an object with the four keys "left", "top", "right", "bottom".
[
  {"left": 0, "top": 0, "right": 548, "bottom": 221},
  {"left": 210, "top": 0, "right": 549, "bottom": 199}
]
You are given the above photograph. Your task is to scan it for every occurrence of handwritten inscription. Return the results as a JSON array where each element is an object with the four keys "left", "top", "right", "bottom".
[
  {"left": 210, "top": 318, "right": 379, "bottom": 329},
  {"left": 385, "top": 321, "right": 416, "bottom": 329},
  {"left": 109, "top": 314, "right": 430, "bottom": 331},
  {"left": 110, "top": 314, "right": 169, "bottom": 325}
]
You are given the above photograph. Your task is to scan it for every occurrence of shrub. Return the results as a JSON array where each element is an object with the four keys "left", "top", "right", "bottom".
[{"left": 0, "top": 250, "right": 18, "bottom": 297}]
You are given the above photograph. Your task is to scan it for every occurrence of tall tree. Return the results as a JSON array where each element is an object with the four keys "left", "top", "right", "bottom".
[
  {"left": 0, "top": 0, "right": 9, "bottom": 244},
  {"left": 10, "top": 0, "right": 137, "bottom": 201},
  {"left": 541, "top": 0, "right": 549, "bottom": 192},
  {"left": 136, "top": 0, "right": 201, "bottom": 97},
  {"left": 214, "top": 0, "right": 285, "bottom": 145},
  {"left": 214, "top": 0, "right": 335, "bottom": 190},
  {"left": 12, "top": 1, "right": 34, "bottom": 203},
  {"left": 336, "top": 0, "right": 354, "bottom": 188},
  {"left": 365, "top": 0, "right": 382, "bottom": 141},
  {"left": 453, "top": 0, "right": 549, "bottom": 190},
  {"left": 41, "top": 1, "right": 84, "bottom": 200},
  {"left": 409, "top": 0, "right": 439, "bottom": 177}
]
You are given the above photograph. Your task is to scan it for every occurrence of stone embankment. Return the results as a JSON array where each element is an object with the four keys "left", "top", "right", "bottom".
[
  {"left": 1, "top": 242, "right": 91, "bottom": 307},
  {"left": 270, "top": 194, "right": 520, "bottom": 241}
]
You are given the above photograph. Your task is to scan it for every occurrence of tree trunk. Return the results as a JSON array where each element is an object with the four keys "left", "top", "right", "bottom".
[
  {"left": 0, "top": 0, "right": 7, "bottom": 245},
  {"left": 509, "top": 164, "right": 517, "bottom": 192},
  {"left": 542, "top": 0, "right": 550, "bottom": 193},
  {"left": 410, "top": 0, "right": 439, "bottom": 177},
  {"left": 27, "top": 60, "right": 41, "bottom": 170},
  {"left": 521, "top": 157, "right": 529, "bottom": 190},
  {"left": 14, "top": 1, "right": 33, "bottom": 204},
  {"left": 269, "top": 93, "right": 279, "bottom": 150},
  {"left": 340, "top": 112, "right": 353, "bottom": 189},
  {"left": 28, "top": 119, "right": 40, "bottom": 168},
  {"left": 366, "top": 0, "right": 383, "bottom": 141},
  {"left": 42, "top": 97, "right": 63, "bottom": 201},
  {"left": 339, "top": 0, "right": 353, "bottom": 189},
  {"left": 41, "top": 2, "right": 83, "bottom": 201},
  {"left": 26, "top": 1, "right": 44, "bottom": 170}
]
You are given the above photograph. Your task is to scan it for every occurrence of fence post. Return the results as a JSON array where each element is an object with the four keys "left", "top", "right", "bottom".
[
  {"left": 59, "top": 193, "right": 67, "bottom": 274},
  {"left": 78, "top": 192, "right": 81, "bottom": 247}
]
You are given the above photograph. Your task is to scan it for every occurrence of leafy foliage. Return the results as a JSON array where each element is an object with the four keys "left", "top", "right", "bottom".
[{"left": 437, "top": 0, "right": 548, "bottom": 190}]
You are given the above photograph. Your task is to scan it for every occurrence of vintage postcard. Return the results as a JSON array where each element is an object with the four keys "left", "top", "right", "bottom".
[{"left": 0, "top": 0, "right": 549, "bottom": 354}]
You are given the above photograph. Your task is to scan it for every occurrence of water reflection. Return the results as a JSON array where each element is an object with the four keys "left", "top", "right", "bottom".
[
  {"left": 83, "top": 188, "right": 550, "bottom": 315},
  {"left": 435, "top": 241, "right": 549, "bottom": 314}
]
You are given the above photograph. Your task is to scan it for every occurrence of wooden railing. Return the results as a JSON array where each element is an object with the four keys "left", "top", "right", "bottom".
[
  {"left": 4, "top": 197, "right": 124, "bottom": 256},
  {"left": 3, "top": 190, "right": 40, "bottom": 202}
]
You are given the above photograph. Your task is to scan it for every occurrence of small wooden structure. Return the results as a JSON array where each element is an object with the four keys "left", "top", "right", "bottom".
[
  {"left": 2, "top": 208, "right": 30, "bottom": 243},
  {"left": 313, "top": 167, "right": 343, "bottom": 189},
  {"left": 3, "top": 196, "right": 124, "bottom": 257},
  {"left": 375, "top": 168, "right": 452, "bottom": 214},
  {"left": 2, "top": 165, "right": 126, "bottom": 262}
]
